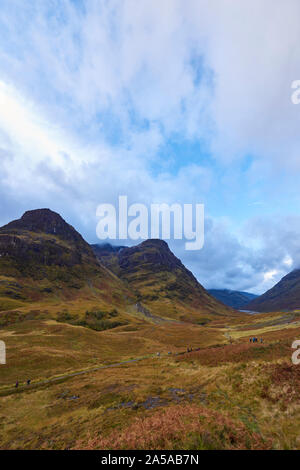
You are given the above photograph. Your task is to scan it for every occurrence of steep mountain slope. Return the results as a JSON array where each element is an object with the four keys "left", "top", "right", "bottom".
[
  {"left": 246, "top": 269, "right": 300, "bottom": 312},
  {"left": 92, "top": 243, "right": 126, "bottom": 274},
  {"left": 208, "top": 289, "right": 258, "bottom": 309},
  {"left": 0, "top": 209, "right": 133, "bottom": 313},
  {"left": 93, "top": 240, "right": 236, "bottom": 322}
]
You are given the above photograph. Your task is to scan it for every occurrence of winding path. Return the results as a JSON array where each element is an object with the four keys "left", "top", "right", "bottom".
[{"left": 0, "top": 355, "right": 156, "bottom": 397}]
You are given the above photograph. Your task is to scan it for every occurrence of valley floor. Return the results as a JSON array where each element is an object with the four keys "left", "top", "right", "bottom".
[{"left": 0, "top": 306, "right": 300, "bottom": 450}]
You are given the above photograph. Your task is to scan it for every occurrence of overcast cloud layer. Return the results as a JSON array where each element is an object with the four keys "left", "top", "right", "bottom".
[{"left": 1, "top": 0, "right": 300, "bottom": 294}]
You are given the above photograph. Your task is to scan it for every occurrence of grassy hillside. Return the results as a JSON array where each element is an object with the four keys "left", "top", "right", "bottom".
[{"left": 0, "top": 309, "right": 299, "bottom": 449}]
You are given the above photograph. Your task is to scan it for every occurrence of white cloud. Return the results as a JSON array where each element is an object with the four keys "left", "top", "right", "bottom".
[{"left": 0, "top": 1, "right": 300, "bottom": 294}]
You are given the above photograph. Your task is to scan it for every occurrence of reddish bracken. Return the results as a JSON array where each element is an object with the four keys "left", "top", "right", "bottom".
[
  {"left": 176, "top": 340, "right": 293, "bottom": 366},
  {"left": 74, "top": 404, "right": 272, "bottom": 450}
]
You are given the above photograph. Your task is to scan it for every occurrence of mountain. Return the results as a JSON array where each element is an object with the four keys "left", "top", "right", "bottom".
[
  {"left": 208, "top": 289, "right": 258, "bottom": 309},
  {"left": 92, "top": 240, "right": 236, "bottom": 323},
  {"left": 246, "top": 269, "right": 300, "bottom": 312},
  {"left": 0, "top": 210, "right": 237, "bottom": 326},
  {"left": 0, "top": 209, "right": 132, "bottom": 311},
  {"left": 0, "top": 209, "right": 96, "bottom": 268}
]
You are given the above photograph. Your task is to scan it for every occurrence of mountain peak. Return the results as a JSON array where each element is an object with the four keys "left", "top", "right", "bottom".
[
  {"left": 20, "top": 209, "right": 65, "bottom": 232},
  {"left": 139, "top": 239, "right": 169, "bottom": 249},
  {"left": 22, "top": 208, "right": 61, "bottom": 219},
  {"left": 0, "top": 208, "right": 84, "bottom": 244},
  {"left": 0, "top": 208, "right": 99, "bottom": 277},
  {"left": 118, "top": 238, "right": 182, "bottom": 272}
]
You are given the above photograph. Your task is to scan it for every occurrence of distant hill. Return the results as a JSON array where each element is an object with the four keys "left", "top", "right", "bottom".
[
  {"left": 208, "top": 289, "right": 258, "bottom": 309},
  {"left": 246, "top": 269, "right": 300, "bottom": 312},
  {"left": 93, "top": 240, "right": 237, "bottom": 323}
]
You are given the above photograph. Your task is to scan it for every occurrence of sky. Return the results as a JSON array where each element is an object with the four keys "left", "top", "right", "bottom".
[{"left": 0, "top": 0, "right": 300, "bottom": 294}]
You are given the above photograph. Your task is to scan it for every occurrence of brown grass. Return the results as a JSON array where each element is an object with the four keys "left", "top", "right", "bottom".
[
  {"left": 261, "top": 362, "right": 300, "bottom": 405},
  {"left": 0, "top": 301, "right": 299, "bottom": 450},
  {"left": 176, "top": 341, "right": 292, "bottom": 367},
  {"left": 74, "top": 404, "right": 272, "bottom": 450}
]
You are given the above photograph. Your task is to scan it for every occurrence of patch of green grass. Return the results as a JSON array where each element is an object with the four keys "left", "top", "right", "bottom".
[
  {"left": 56, "top": 309, "right": 127, "bottom": 331},
  {"left": 0, "top": 297, "right": 25, "bottom": 311}
]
